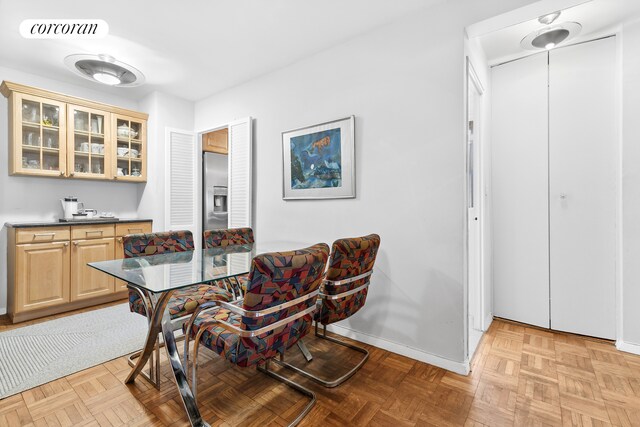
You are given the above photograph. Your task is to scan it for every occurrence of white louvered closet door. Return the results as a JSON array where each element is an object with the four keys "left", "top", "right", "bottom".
[
  {"left": 165, "top": 128, "right": 198, "bottom": 284},
  {"left": 228, "top": 118, "right": 253, "bottom": 276},
  {"left": 166, "top": 128, "right": 197, "bottom": 236},
  {"left": 228, "top": 117, "right": 253, "bottom": 229}
]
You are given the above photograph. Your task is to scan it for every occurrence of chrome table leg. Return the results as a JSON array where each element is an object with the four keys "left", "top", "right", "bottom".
[{"left": 160, "top": 297, "right": 209, "bottom": 427}]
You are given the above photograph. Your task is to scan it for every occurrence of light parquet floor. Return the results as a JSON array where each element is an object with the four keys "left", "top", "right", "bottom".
[{"left": 2, "top": 305, "right": 640, "bottom": 426}]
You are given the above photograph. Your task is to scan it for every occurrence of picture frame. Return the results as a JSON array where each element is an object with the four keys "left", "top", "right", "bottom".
[{"left": 282, "top": 116, "right": 355, "bottom": 200}]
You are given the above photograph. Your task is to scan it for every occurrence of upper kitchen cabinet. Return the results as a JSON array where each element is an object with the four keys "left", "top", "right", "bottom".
[
  {"left": 1, "top": 81, "right": 148, "bottom": 182},
  {"left": 68, "top": 105, "right": 111, "bottom": 179},
  {"left": 113, "top": 114, "right": 146, "bottom": 182},
  {"left": 10, "top": 92, "right": 67, "bottom": 177}
]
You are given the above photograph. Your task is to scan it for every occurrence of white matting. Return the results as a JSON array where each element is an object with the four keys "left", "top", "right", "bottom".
[{"left": 0, "top": 303, "right": 147, "bottom": 399}]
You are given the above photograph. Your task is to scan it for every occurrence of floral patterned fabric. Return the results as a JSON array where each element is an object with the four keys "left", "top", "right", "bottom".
[
  {"left": 203, "top": 228, "right": 254, "bottom": 294},
  {"left": 187, "top": 243, "right": 329, "bottom": 367},
  {"left": 123, "top": 230, "right": 195, "bottom": 257},
  {"left": 315, "top": 234, "right": 381, "bottom": 326},
  {"left": 203, "top": 227, "right": 254, "bottom": 248},
  {"left": 123, "top": 230, "right": 231, "bottom": 320}
]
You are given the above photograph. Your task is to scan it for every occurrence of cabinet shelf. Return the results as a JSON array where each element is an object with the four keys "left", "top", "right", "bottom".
[{"left": 22, "top": 121, "right": 60, "bottom": 130}]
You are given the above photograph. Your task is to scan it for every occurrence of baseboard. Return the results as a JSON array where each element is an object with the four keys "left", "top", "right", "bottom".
[
  {"left": 616, "top": 339, "right": 640, "bottom": 355},
  {"left": 325, "top": 324, "right": 470, "bottom": 375}
]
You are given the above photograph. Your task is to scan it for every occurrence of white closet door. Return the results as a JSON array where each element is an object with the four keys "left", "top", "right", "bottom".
[
  {"left": 549, "top": 38, "right": 616, "bottom": 339},
  {"left": 165, "top": 128, "right": 197, "bottom": 236},
  {"left": 492, "top": 53, "right": 550, "bottom": 328},
  {"left": 228, "top": 117, "right": 253, "bottom": 229}
]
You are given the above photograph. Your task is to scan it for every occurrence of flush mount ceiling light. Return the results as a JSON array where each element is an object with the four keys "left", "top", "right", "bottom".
[
  {"left": 520, "top": 22, "right": 582, "bottom": 51},
  {"left": 64, "top": 54, "right": 145, "bottom": 87}
]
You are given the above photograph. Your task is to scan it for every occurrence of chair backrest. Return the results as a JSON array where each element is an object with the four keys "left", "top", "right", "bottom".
[
  {"left": 317, "top": 234, "right": 381, "bottom": 325},
  {"left": 123, "top": 230, "right": 195, "bottom": 258},
  {"left": 234, "top": 243, "right": 329, "bottom": 366},
  {"left": 203, "top": 227, "right": 254, "bottom": 248}
]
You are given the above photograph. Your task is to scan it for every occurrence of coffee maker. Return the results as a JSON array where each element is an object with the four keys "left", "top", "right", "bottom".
[{"left": 60, "top": 196, "right": 79, "bottom": 220}]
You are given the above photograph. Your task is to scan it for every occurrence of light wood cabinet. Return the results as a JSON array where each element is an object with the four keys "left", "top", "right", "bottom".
[
  {"left": 14, "top": 241, "right": 70, "bottom": 312},
  {"left": 10, "top": 92, "right": 67, "bottom": 177},
  {"left": 68, "top": 105, "right": 111, "bottom": 179},
  {"left": 6, "top": 220, "right": 152, "bottom": 323},
  {"left": 202, "top": 128, "right": 228, "bottom": 154},
  {"left": 1, "top": 81, "right": 148, "bottom": 182},
  {"left": 113, "top": 114, "right": 146, "bottom": 182},
  {"left": 71, "top": 237, "right": 115, "bottom": 300}
]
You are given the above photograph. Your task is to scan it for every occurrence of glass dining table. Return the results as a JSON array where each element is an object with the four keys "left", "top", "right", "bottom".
[{"left": 88, "top": 242, "right": 296, "bottom": 427}]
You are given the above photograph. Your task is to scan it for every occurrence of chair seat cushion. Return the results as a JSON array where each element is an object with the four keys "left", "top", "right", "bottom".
[
  {"left": 186, "top": 308, "right": 242, "bottom": 363},
  {"left": 129, "top": 285, "right": 233, "bottom": 320}
]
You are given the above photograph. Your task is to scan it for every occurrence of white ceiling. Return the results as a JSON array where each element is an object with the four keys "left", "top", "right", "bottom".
[
  {"left": 474, "top": 0, "right": 640, "bottom": 65},
  {"left": 0, "top": 0, "right": 439, "bottom": 101}
]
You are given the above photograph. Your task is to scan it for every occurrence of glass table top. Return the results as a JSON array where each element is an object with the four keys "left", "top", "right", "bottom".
[
  {"left": 88, "top": 242, "right": 309, "bottom": 293},
  {"left": 89, "top": 244, "right": 255, "bottom": 293}
]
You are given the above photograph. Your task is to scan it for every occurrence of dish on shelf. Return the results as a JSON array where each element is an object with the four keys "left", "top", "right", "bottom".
[
  {"left": 91, "top": 143, "right": 104, "bottom": 154},
  {"left": 129, "top": 148, "right": 139, "bottom": 158},
  {"left": 117, "top": 124, "right": 139, "bottom": 139},
  {"left": 117, "top": 147, "right": 128, "bottom": 157}
]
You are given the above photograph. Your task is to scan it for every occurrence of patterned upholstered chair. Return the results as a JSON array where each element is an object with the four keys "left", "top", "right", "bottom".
[
  {"left": 122, "top": 230, "right": 233, "bottom": 388},
  {"left": 276, "top": 234, "right": 381, "bottom": 387},
  {"left": 183, "top": 243, "right": 329, "bottom": 426},
  {"left": 203, "top": 227, "right": 254, "bottom": 297}
]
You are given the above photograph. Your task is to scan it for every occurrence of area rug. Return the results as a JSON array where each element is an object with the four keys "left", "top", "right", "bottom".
[{"left": 0, "top": 303, "right": 147, "bottom": 399}]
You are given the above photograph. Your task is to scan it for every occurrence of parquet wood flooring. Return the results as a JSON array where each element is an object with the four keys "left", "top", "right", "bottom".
[{"left": 2, "top": 305, "right": 640, "bottom": 426}]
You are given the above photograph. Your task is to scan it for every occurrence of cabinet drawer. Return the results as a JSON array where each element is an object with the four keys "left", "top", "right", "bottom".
[
  {"left": 71, "top": 224, "right": 115, "bottom": 240},
  {"left": 16, "top": 227, "right": 70, "bottom": 244},
  {"left": 116, "top": 222, "right": 152, "bottom": 237}
]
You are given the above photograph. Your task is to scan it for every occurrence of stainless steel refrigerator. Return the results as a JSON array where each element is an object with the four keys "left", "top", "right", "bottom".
[{"left": 203, "top": 152, "right": 228, "bottom": 231}]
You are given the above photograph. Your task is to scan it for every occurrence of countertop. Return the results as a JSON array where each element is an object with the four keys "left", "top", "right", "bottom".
[{"left": 5, "top": 218, "right": 153, "bottom": 228}]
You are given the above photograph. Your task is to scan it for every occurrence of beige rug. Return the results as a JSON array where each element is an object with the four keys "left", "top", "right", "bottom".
[{"left": 0, "top": 303, "right": 147, "bottom": 399}]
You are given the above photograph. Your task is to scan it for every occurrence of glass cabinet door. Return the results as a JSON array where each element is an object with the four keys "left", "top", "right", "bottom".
[
  {"left": 14, "top": 94, "right": 66, "bottom": 177},
  {"left": 113, "top": 114, "right": 146, "bottom": 181},
  {"left": 68, "top": 105, "right": 111, "bottom": 179}
]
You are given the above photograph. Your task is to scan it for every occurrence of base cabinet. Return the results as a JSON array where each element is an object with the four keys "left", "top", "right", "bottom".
[
  {"left": 7, "top": 220, "right": 152, "bottom": 323},
  {"left": 15, "top": 241, "right": 70, "bottom": 312},
  {"left": 71, "top": 238, "right": 115, "bottom": 300}
]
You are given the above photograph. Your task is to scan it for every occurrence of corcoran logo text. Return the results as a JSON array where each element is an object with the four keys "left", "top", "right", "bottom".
[{"left": 19, "top": 19, "right": 109, "bottom": 39}]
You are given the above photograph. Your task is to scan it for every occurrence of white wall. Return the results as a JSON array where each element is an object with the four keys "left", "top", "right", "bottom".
[
  {"left": 194, "top": 0, "right": 535, "bottom": 369},
  {"left": 622, "top": 21, "right": 640, "bottom": 347},
  {"left": 136, "top": 91, "right": 194, "bottom": 230},
  {"left": 0, "top": 66, "right": 143, "bottom": 315}
]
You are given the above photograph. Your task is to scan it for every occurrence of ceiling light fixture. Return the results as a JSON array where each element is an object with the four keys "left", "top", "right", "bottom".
[
  {"left": 520, "top": 22, "right": 582, "bottom": 51},
  {"left": 64, "top": 54, "right": 145, "bottom": 87}
]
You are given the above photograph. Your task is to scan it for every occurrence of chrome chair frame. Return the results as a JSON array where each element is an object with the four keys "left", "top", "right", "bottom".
[
  {"left": 274, "top": 270, "right": 373, "bottom": 388},
  {"left": 185, "top": 291, "right": 320, "bottom": 427}
]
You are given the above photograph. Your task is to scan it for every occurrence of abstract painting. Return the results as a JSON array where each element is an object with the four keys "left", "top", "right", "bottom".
[{"left": 282, "top": 116, "right": 355, "bottom": 200}]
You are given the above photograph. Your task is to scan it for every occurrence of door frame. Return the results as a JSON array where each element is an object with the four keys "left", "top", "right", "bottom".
[{"left": 465, "top": 57, "right": 488, "bottom": 361}]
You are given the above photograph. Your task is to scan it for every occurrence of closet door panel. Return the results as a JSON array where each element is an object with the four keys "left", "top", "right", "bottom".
[
  {"left": 492, "top": 53, "right": 550, "bottom": 328},
  {"left": 549, "top": 38, "right": 616, "bottom": 339}
]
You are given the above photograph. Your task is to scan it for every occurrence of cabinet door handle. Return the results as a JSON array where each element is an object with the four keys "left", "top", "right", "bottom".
[
  {"left": 86, "top": 230, "right": 104, "bottom": 236},
  {"left": 116, "top": 237, "right": 123, "bottom": 243},
  {"left": 70, "top": 172, "right": 75, "bottom": 176},
  {"left": 33, "top": 233, "right": 55, "bottom": 240},
  {"left": 62, "top": 242, "right": 69, "bottom": 247},
  {"left": 73, "top": 241, "right": 79, "bottom": 246},
  {"left": 59, "top": 171, "right": 64, "bottom": 176},
  {"left": 128, "top": 228, "right": 143, "bottom": 233}
]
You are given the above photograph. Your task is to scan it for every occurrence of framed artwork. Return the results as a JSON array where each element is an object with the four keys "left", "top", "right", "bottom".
[{"left": 282, "top": 116, "right": 355, "bottom": 200}]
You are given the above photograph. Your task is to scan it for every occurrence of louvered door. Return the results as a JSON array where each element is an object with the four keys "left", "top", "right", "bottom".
[
  {"left": 166, "top": 129, "right": 197, "bottom": 236},
  {"left": 228, "top": 117, "right": 253, "bottom": 229}
]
